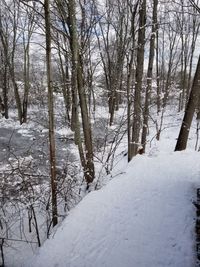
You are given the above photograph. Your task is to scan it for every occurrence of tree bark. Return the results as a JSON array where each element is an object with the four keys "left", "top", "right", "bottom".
[
  {"left": 22, "top": 42, "right": 30, "bottom": 123},
  {"left": 130, "top": 0, "right": 146, "bottom": 159},
  {"left": 67, "top": 0, "right": 95, "bottom": 186},
  {"left": 127, "top": 0, "right": 139, "bottom": 162},
  {"left": 141, "top": 0, "right": 158, "bottom": 153},
  {"left": 44, "top": 0, "right": 58, "bottom": 227},
  {"left": 175, "top": 55, "right": 200, "bottom": 151},
  {"left": 77, "top": 54, "right": 95, "bottom": 185}
]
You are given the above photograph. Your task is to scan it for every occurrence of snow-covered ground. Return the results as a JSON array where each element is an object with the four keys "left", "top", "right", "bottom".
[
  {"left": 1, "top": 102, "right": 200, "bottom": 267},
  {"left": 25, "top": 150, "right": 199, "bottom": 267}
]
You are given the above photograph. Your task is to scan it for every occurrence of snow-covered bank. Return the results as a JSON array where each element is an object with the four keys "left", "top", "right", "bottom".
[{"left": 26, "top": 151, "right": 200, "bottom": 267}]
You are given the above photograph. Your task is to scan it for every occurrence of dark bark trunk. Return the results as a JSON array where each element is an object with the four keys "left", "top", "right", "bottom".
[
  {"left": 77, "top": 55, "right": 95, "bottom": 184},
  {"left": 22, "top": 44, "right": 30, "bottom": 123},
  {"left": 67, "top": 0, "right": 95, "bottom": 186},
  {"left": 130, "top": 0, "right": 146, "bottom": 159},
  {"left": 175, "top": 55, "right": 200, "bottom": 151},
  {"left": 44, "top": 0, "right": 58, "bottom": 227},
  {"left": 127, "top": 0, "right": 139, "bottom": 162},
  {"left": 3, "top": 62, "right": 8, "bottom": 119}
]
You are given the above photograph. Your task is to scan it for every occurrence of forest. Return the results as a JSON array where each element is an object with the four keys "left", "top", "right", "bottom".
[{"left": 0, "top": 0, "right": 200, "bottom": 266}]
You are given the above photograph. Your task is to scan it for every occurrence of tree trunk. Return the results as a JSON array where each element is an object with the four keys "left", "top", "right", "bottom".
[
  {"left": 3, "top": 67, "right": 8, "bottom": 119},
  {"left": 156, "top": 26, "right": 161, "bottom": 114},
  {"left": 57, "top": 36, "right": 71, "bottom": 123},
  {"left": 187, "top": 9, "right": 199, "bottom": 103},
  {"left": 67, "top": 0, "right": 95, "bottom": 186},
  {"left": 10, "top": 69, "right": 23, "bottom": 124},
  {"left": 0, "top": 17, "right": 23, "bottom": 123},
  {"left": 2, "top": 47, "right": 9, "bottom": 119},
  {"left": 77, "top": 55, "right": 95, "bottom": 185},
  {"left": 22, "top": 43, "right": 30, "bottom": 123},
  {"left": 130, "top": 0, "right": 146, "bottom": 159},
  {"left": 127, "top": 0, "right": 139, "bottom": 162},
  {"left": 175, "top": 55, "right": 200, "bottom": 151},
  {"left": 44, "top": 0, "right": 58, "bottom": 227},
  {"left": 141, "top": 0, "right": 158, "bottom": 153},
  {"left": 68, "top": 0, "right": 79, "bottom": 132}
]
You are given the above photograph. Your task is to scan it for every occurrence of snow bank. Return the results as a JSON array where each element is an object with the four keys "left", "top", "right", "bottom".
[{"left": 27, "top": 151, "right": 199, "bottom": 267}]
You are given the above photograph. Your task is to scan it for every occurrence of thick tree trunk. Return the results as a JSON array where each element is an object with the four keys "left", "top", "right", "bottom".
[
  {"left": 127, "top": 1, "right": 139, "bottom": 162},
  {"left": 67, "top": 0, "right": 95, "bottom": 186},
  {"left": 44, "top": 0, "right": 58, "bottom": 227},
  {"left": 66, "top": 0, "right": 87, "bottom": 178},
  {"left": 130, "top": 0, "right": 146, "bottom": 159},
  {"left": 77, "top": 55, "right": 95, "bottom": 185},
  {"left": 175, "top": 55, "right": 200, "bottom": 151}
]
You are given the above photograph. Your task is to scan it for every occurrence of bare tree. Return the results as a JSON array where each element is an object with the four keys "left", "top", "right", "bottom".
[
  {"left": 55, "top": 0, "right": 95, "bottom": 187},
  {"left": 175, "top": 0, "right": 200, "bottom": 151},
  {"left": 129, "top": 0, "right": 146, "bottom": 160},
  {"left": 44, "top": 0, "right": 58, "bottom": 226},
  {"left": 127, "top": 0, "right": 139, "bottom": 162},
  {"left": 94, "top": 0, "right": 129, "bottom": 125},
  {"left": 20, "top": 3, "right": 37, "bottom": 123},
  {"left": 141, "top": 0, "right": 158, "bottom": 153},
  {"left": 0, "top": 2, "right": 9, "bottom": 119},
  {"left": 175, "top": 55, "right": 200, "bottom": 151}
]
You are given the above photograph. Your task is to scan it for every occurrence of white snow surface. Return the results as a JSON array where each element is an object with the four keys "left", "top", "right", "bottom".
[{"left": 27, "top": 150, "right": 199, "bottom": 267}]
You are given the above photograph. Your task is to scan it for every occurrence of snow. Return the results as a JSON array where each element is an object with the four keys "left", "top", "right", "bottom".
[
  {"left": 1, "top": 98, "right": 199, "bottom": 267},
  {"left": 26, "top": 150, "right": 199, "bottom": 267},
  {"left": 56, "top": 127, "right": 74, "bottom": 137}
]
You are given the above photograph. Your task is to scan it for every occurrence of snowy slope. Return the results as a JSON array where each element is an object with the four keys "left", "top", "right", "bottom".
[{"left": 26, "top": 150, "right": 199, "bottom": 267}]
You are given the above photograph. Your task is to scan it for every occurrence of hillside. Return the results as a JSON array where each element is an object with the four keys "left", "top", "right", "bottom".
[{"left": 26, "top": 149, "right": 199, "bottom": 267}]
